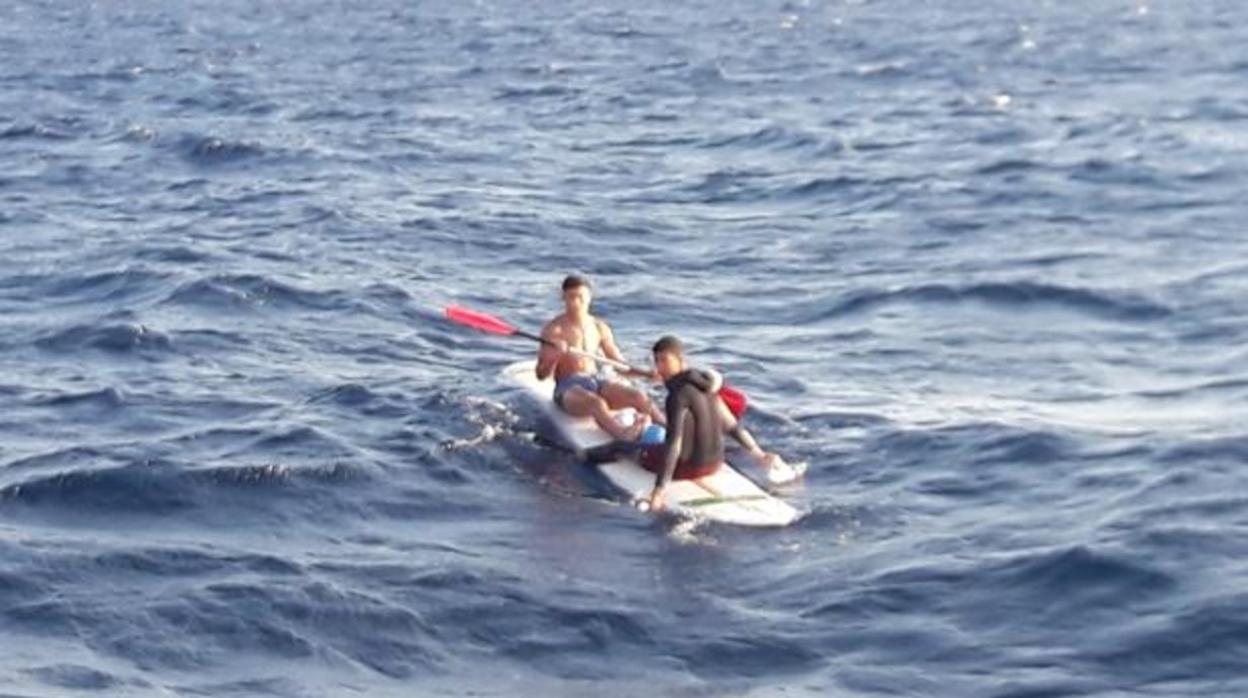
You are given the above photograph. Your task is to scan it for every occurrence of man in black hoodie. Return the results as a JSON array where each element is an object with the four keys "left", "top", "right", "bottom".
[
  {"left": 577, "top": 334, "right": 798, "bottom": 511},
  {"left": 640, "top": 335, "right": 732, "bottom": 512}
]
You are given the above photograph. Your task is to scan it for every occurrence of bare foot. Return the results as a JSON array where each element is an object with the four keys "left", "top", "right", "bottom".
[{"left": 758, "top": 453, "right": 804, "bottom": 484}]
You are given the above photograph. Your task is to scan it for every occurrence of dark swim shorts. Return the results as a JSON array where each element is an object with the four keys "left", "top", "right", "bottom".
[{"left": 553, "top": 374, "right": 602, "bottom": 409}]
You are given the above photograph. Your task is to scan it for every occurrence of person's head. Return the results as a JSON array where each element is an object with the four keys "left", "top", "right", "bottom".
[
  {"left": 561, "top": 274, "right": 592, "bottom": 318},
  {"left": 651, "top": 334, "right": 685, "bottom": 380}
]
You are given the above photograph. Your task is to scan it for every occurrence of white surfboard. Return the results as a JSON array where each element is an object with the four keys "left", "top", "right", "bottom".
[{"left": 504, "top": 361, "right": 799, "bottom": 527}]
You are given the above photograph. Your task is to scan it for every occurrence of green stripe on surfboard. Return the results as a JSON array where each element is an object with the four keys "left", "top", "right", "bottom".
[{"left": 683, "top": 494, "right": 772, "bottom": 509}]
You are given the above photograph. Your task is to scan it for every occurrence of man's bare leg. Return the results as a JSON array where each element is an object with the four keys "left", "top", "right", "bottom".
[
  {"left": 716, "top": 399, "right": 792, "bottom": 475},
  {"left": 561, "top": 387, "right": 645, "bottom": 441},
  {"left": 600, "top": 381, "right": 665, "bottom": 426}
]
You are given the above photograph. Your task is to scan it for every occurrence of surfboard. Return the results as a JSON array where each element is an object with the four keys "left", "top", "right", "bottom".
[{"left": 504, "top": 361, "right": 799, "bottom": 527}]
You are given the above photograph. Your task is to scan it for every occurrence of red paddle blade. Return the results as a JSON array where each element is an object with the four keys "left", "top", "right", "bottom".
[
  {"left": 445, "top": 305, "right": 518, "bottom": 337},
  {"left": 720, "top": 385, "right": 747, "bottom": 418}
]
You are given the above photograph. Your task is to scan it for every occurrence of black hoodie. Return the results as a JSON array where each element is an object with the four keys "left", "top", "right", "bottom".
[{"left": 655, "top": 368, "right": 724, "bottom": 489}]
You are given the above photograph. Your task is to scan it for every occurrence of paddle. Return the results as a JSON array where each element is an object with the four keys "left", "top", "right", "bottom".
[{"left": 444, "top": 304, "right": 749, "bottom": 417}]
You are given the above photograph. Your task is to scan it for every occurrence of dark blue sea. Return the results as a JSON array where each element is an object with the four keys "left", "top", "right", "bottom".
[{"left": 3, "top": 0, "right": 1247, "bottom": 695}]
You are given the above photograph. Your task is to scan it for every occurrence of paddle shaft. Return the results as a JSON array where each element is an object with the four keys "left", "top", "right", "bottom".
[{"left": 519, "top": 329, "right": 648, "bottom": 375}]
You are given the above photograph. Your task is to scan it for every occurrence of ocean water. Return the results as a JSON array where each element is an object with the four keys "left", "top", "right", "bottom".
[{"left": 2, "top": 0, "right": 1247, "bottom": 695}]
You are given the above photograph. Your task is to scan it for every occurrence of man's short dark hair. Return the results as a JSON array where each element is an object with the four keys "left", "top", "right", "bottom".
[
  {"left": 652, "top": 335, "right": 684, "bottom": 357},
  {"left": 562, "top": 274, "right": 592, "bottom": 292}
]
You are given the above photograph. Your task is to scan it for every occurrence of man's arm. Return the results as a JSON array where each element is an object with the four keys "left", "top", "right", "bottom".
[
  {"left": 535, "top": 323, "right": 563, "bottom": 381},
  {"left": 649, "top": 392, "right": 686, "bottom": 510},
  {"left": 598, "top": 320, "right": 657, "bottom": 380},
  {"left": 655, "top": 411, "right": 685, "bottom": 491}
]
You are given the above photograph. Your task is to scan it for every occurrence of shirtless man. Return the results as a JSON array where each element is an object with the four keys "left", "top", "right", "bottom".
[{"left": 535, "top": 274, "right": 663, "bottom": 441}]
